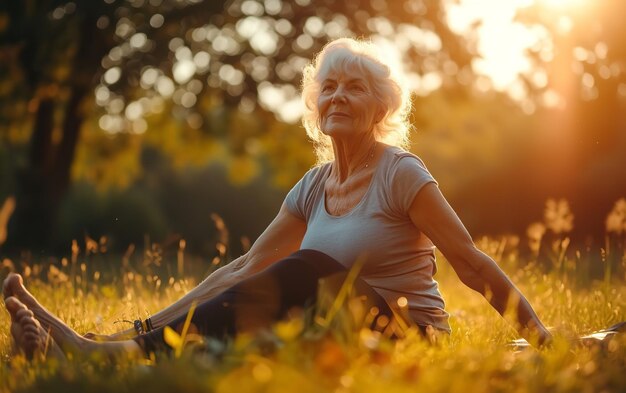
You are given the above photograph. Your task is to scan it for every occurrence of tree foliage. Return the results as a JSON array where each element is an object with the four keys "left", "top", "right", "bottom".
[
  {"left": 0, "top": 0, "right": 625, "bottom": 251},
  {"left": 0, "top": 0, "right": 469, "bottom": 250}
]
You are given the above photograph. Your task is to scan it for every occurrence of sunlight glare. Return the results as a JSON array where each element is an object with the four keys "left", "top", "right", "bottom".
[
  {"left": 444, "top": 0, "right": 561, "bottom": 98},
  {"left": 540, "top": 0, "right": 586, "bottom": 9}
]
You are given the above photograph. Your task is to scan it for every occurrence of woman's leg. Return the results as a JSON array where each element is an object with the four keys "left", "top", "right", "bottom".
[
  {"left": 3, "top": 250, "right": 395, "bottom": 358},
  {"left": 135, "top": 249, "right": 395, "bottom": 354}
]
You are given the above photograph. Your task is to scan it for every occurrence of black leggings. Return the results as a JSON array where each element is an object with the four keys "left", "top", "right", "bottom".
[{"left": 134, "top": 249, "right": 394, "bottom": 355}]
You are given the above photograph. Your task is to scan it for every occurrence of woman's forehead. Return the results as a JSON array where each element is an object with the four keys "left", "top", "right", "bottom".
[{"left": 317, "top": 61, "right": 370, "bottom": 82}]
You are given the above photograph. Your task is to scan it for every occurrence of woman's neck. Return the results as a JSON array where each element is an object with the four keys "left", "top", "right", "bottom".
[{"left": 330, "top": 135, "right": 378, "bottom": 183}]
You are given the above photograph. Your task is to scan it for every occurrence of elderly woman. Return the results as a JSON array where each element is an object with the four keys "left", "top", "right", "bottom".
[{"left": 3, "top": 38, "right": 551, "bottom": 359}]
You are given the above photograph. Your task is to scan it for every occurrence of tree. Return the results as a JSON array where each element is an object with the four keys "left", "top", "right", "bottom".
[
  {"left": 3, "top": 0, "right": 624, "bottom": 252},
  {"left": 0, "top": 0, "right": 469, "bottom": 251}
]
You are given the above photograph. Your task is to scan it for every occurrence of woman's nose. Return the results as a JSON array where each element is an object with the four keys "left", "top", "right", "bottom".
[{"left": 331, "top": 86, "right": 346, "bottom": 103}]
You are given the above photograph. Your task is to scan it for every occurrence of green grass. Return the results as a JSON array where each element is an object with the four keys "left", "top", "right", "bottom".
[{"left": 0, "top": 237, "right": 625, "bottom": 393}]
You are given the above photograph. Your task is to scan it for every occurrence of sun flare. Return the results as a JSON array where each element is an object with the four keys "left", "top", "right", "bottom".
[
  {"left": 444, "top": 0, "right": 591, "bottom": 104},
  {"left": 538, "top": 0, "right": 587, "bottom": 9}
]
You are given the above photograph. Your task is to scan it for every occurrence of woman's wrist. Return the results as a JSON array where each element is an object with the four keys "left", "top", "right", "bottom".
[
  {"left": 521, "top": 318, "right": 552, "bottom": 347},
  {"left": 535, "top": 325, "right": 553, "bottom": 347}
]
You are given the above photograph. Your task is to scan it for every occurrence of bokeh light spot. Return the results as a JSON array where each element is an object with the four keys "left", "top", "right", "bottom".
[
  {"left": 173, "top": 60, "right": 196, "bottom": 84},
  {"left": 103, "top": 67, "right": 121, "bottom": 85}
]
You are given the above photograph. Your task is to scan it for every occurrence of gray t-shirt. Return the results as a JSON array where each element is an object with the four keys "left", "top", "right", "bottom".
[{"left": 285, "top": 145, "right": 450, "bottom": 331}]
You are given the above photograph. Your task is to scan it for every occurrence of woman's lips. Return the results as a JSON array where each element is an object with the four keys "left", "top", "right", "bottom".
[{"left": 328, "top": 112, "right": 350, "bottom": 118}]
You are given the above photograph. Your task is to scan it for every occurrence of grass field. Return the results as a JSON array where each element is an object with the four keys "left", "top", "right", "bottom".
[{"left": 0, "top": 235, "right": 625, "bottom": 393}]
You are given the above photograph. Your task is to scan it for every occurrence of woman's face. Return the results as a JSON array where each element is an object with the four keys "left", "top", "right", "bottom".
[{"left": 317, "top": 63, "right": 383, "bottom": 139}]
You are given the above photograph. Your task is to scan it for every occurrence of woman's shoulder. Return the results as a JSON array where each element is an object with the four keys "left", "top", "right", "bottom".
[
  {"left": 381, "top": 145, "right": 429, "bottom": 171},
  {"left": 380, "top": 145, "right": 436, "bottom": 189},
  {"left": 286, "top": 162, "right": 331, "bottom": 218},
  {"left": 296, "top": 161, "right": 332, "bottom": 190},
  {"left": 377, "top": 145, "right": 437, "bottom": 214},
  {"left": 305, "top": 161, "right": 332, "bottom": 179}
]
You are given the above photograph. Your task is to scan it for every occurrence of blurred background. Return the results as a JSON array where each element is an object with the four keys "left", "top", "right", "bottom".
[{"left": 0, "top": 0, "right": 625, "bottom": 260}]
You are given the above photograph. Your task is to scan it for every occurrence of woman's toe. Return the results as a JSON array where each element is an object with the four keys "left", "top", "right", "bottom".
[{"left": 3, "top": 273, "right": 23, "bottom": 299}]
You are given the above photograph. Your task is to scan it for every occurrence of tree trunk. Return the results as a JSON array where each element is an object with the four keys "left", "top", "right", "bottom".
[
  {"left": 7, "top": 97, "right": 56, "bottom": 252},
  {"left": 5, "top": 11, "right": 102, "bottom": 253}
]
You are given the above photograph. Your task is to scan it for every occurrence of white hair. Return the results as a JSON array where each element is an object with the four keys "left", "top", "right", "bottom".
[{"left": 301, "top": 37, "right": 412, "bottom": 163}]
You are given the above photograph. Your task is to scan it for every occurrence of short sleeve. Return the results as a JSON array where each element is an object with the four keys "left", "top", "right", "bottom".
[
  {"left": 386, "top": 152, "right": 438, "bottom": 216},
  {"left": 285, "top": 176, "right": 306, "bottom": 220},
  {"left": 284, "top": 165, "right": 326, "bottom": 221}
]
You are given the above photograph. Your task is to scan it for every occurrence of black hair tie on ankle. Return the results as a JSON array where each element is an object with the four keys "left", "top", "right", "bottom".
[
  {"left": 134, "top": 319, "right": 145, "bottom": 335},
  {"left": 145, "top": 317, "right": 154, "bottom": 332}
]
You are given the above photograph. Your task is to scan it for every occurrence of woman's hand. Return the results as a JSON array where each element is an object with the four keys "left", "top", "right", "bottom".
[
  {"left": 522, "top": 320, "right": 553, "bottom": 348},
  {"left": 537, "top": 326, "right": 554, "bottom": 347}
]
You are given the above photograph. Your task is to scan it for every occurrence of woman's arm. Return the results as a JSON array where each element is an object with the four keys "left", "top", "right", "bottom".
[
  {"left": 408, "top": 183, "right": 552, "bottom": 346},
  {"left": 108, "top": 203, "right": 306, "bottom": 338}
]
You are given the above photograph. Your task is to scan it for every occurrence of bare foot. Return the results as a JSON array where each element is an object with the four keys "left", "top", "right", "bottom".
[
  {"left": 4, "top": 274, "right": 143, "bottom": 359},
  {"left": 2, "top": 272, "right": 21, "bottom": 299},
  {"left": 2, "top": 273, "right": 84, "bottom": 345},
  {"left": 4, "top": 296, "right": 64, "bottom": 360},
  {"left": 3, "top": 273, "right": 37, "bottom": 307}
]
